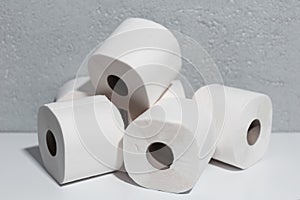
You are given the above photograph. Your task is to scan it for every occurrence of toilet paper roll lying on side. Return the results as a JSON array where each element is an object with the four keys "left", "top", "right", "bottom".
[
  {"left": 38, "top": 95, "right": 124, "bottom": 184},
  {"left": 88, "top": 18, "right": 182, "bottom": 120},
  {"left": 55, "top": 76, "right": 94, "bottom": 102},
  {"left": 123, "top": 98, "right": 215, "bottom": 193},
  {"left": 193, "top": 84, "right": 273, "bottom": 169}
]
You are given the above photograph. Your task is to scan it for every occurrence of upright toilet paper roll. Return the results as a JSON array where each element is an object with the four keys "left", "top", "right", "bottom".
[
  {"left": 123, "top": 98, "right": 215, "bottom": 193},
  {"left": 193, "top": 84, "right": 273, "bottom": 169},
  {"left": 55, "top": 76, "right": 94, "bottom": 102},
  {"left": 88, "top": 18, "right": 182, "bottom": 120},
  {"left": 38, "top": 95, "right": 124, "bottom": 184}
]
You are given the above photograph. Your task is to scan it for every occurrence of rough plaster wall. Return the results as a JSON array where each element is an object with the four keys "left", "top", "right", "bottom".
[{"left": 0, "top": 0, "right": 299, "bottom": 132}]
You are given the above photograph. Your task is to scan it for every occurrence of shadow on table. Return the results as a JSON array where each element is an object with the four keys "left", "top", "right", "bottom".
[
  {"left": 24, "top": 146, "right": 44, "bottom": 170},
  {"left": 209, "top": 159, "right": 242, "bottom": 172},
  {"left": 23, "top": 146, "right": 58, "bottom": 184},
  {"left": 113, "top": 165, "right": 139, "bottom": 187}
]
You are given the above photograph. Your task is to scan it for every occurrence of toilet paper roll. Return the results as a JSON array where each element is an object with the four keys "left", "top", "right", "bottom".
[
  {"left": 38, "top": 95, "right": 124, "bottom": 184},
  {"left": 55, "top": 76, "right": 94, "bottom": 102},
  {"left": 193, "top": 84, "right": 273, "bottom": 169},
  {"left": 88, "top": 18, "right": 182, "bottom": 120},
  {"left": 123, "top": 98, "right": 215, "bottom": 193}
]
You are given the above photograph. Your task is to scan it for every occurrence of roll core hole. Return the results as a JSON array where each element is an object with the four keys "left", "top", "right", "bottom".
[
  {"left": 107, "top": 75, "right": 128, "bottom": 96},
  {"left": 46, "top": 130, "right": 57, "bottom": 157},
  {"left": 247, "top": 119, "right": 261, "bottom": 145},
  {"left": 146, "top": 142, "right": 174, "bottom": 170}
]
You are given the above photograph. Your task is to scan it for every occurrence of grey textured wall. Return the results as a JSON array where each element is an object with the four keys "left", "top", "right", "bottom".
[{"left": 0, "top": 0, "right": 299, "bottom": 132}]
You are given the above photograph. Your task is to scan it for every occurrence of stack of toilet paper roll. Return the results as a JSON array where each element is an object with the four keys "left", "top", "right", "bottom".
[{"left": 37, "top": 18, "right": 273, "bottom": 193}]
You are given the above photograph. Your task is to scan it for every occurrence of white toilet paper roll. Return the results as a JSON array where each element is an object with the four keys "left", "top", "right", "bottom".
[
  {"left": 123, "top": 98, "right": 215, "bottom": 193},
  {"left": 193, "top": 84, "right": 273, "bottom": 169},
  {"left": 88, "top": 18, "right": 182, "bottom": 120},
  {"left": 38, "top": 95, "right": 124, "bottom": 184},
  {"left": 55, "top": 76, "right": 94, "bottom": 102}
]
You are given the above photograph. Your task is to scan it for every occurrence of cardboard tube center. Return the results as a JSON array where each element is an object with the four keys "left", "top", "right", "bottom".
[
  {"left": 247, "top": 119, "right": 261, "bottom": 146},
  {"left": 107, "top": 75, "right": 128, "bottom": 96},
  {"left": 46, "top": 130, "right": 57, "bottom": 157},
  {"left": 146, "top": 142, "right": 174, "bottom": 170}
]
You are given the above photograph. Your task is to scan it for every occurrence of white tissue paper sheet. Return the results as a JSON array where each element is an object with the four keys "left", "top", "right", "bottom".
[
  {"left": 193, "top": 84, "right": 273, "bottom": 169},
  {"left": 123, "top": 98, "right": 216, "bottom": 193},
  {"left": 88, "top": 18, "right": 182, "bottom": 120},
  {"left": 38, "top": 95, "right": 124, "bottom": 184}
]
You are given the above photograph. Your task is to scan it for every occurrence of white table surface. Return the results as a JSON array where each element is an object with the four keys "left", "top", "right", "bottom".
[{"left": 1, "top": 133, "right": 299, "bottom": 200}]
